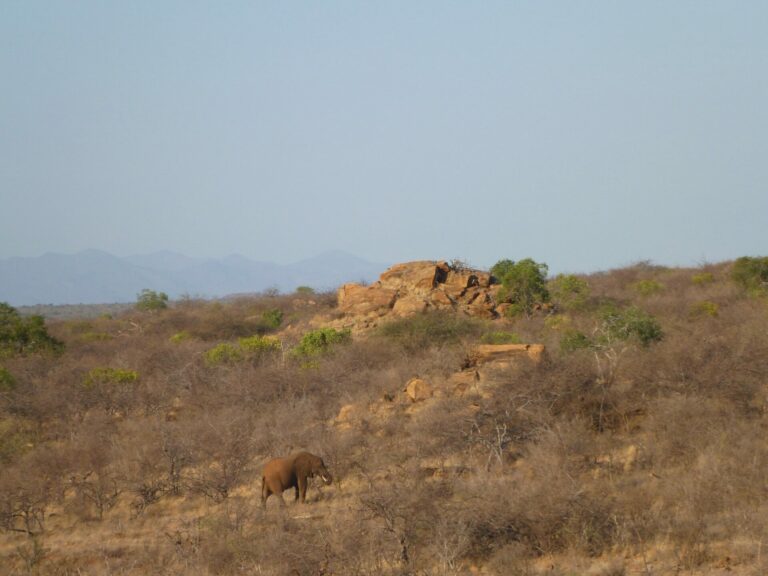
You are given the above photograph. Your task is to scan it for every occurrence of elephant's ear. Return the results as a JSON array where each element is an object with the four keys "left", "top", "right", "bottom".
[{"left": 294, "top": 453, "right": 311, "bottom": 477}]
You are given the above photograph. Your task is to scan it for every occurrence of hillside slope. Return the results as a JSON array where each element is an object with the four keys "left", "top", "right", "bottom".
[{"left": 1, "top": 259, "right": 767, "bottom": 575}]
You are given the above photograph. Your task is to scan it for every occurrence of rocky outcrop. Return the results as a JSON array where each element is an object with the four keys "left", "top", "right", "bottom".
[{"left": 336, "top": 261, "right": 498, "bottom": 323}]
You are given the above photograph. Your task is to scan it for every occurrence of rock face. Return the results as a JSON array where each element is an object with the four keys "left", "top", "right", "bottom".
[
  {"left": 337, "top": 261, "right": 498, "bottom": 322},
  {"left": 337, "top": 283, "right": 398, "bottom": 317},
  {"left": 405, "top": 378, "right": 433, "bottom": 402}
]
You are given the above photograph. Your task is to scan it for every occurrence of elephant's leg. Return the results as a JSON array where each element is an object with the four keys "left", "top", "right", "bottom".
[
  {"left": 261, "top": 478, "right": 270, "bottom": 509},
  {"left": 298, "top": 476, "right": 308, "bottom": 503},
  {"left": 294, "top": 485, "right": 300, "bottom": 502},
  {"left": 277, "top": 491, "right": 287, "bottom": 507}
]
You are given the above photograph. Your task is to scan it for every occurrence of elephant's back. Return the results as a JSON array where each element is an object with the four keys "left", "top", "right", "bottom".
[
  {"left": 263, "top": 457, "right": 288, "bottom": 475},
  {"left": 263, "top": 457, "right": 295, "bottom": 487}
]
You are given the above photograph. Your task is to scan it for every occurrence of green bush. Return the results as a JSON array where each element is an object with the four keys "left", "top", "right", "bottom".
[
  {"left": 238, "top": 335, "right": 282, "bottom": 355},
  {"left": 0, "top": 367, "right": 16, "bottom": 393},
  {"left": 691, "top": 272, "right": 715, "bottom": 285},
  {"left": 204, "top": 343, "right": 243, "bottom": 366},
  {"left": 559, "top": 305, "right": 663, "bottom": 353},
  {"left": 378, "top": 311, "right": 483, "bottom": 351},
  {"left": 136, "top": 289, "right": 169, "bottom": 312},
  {"left": 480, "top": 331, "right": 522, "bottom": 345},
  {"left": 204, "top": 335, "right": 282, "bottom": 366},
  {"left": 83, "top": 368, "right": 139, "bottom": 388},
  {"left": 170, "top": 330, "right": 191, "bottom": 344},
  {"left": 0, "top": 302, "right": 63, "bottom": 357},
  {"left": 295, "top": 286, "right": 315, "bottom": 295},
  {"left": 596, "top": 304, "right": 663, "bottom": 347},
  {"left": 549, "top": 274, "right": 590, "bottom": 310},
  {"left": 633, "top": 279, "right": 664, "bottom": 297},
  {"left": 260, "top": 308, "right": 284, "bottom": 330},
  {"left": 560, "top": 330, "right": 592, "bottom": 352},
  {"left": 292, "top": 327, "right": 351, "bottom": 357},
  {"left": 731, "top": 256, "right": 768, "bottom": 294},
  {"left": 491, "top": 258, "right": 550, "bottom": 317},
  {"left": 691, "top": 301, "right": 719, "bottom": 317}
]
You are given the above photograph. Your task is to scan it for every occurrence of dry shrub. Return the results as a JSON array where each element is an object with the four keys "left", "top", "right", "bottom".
[
  {"left": 485, "top": 541, "right": 534, "bottom": 575},
  {"left": 448, "top": 420, "right": 615, "bottom": 563},
  {"left": 4, "top": 261, "right": 768, "bottom": 574},
  {"left": 186, "top": 408, "right": 257, "bottom": 501}
]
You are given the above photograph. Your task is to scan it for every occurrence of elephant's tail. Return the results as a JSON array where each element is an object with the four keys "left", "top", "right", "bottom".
[{"left": 260, "top": 475, "right": 267, "bottom": 502}]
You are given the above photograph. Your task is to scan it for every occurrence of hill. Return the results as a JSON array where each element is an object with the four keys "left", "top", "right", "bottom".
[
  {"left": 0, "top": 249, "right": 386, "bottom": 306},
  {"left": 1, "top": 258, "right": 767, "bottom": 575}
]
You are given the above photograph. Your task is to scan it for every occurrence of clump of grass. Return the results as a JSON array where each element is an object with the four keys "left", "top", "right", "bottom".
[
  {"left": 691, "top": 301, "right": 719, "bottom": 317},
  {"left": 204, "top": 334, "right": 284, "bottom": 366},
  {"left": 83, "top": 367, "right": 139, "bottom": 388},
  {"left": 204, "top": 343, "right": 243, "bottom": 366},
  {"left": 480, "top": 331, "right": 522, "bottom": 345},
  {"left": 170, "top": 330, "right": 191, "bottom": 344},
  {"left": 691, "top": 272, "right": 715, "bottom": 285},
  {"left": 633, "top": 279, "right": 664, "bottom": 297}
]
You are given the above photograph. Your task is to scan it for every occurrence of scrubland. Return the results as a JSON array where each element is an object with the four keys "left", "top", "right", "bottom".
[{"left": 1, "top": 260, "right": 768, "bottom": 575}]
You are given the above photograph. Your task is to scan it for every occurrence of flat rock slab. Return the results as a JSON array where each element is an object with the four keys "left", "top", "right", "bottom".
[{"left": 467, "top": 344, "right": 546, "bottom": 366}]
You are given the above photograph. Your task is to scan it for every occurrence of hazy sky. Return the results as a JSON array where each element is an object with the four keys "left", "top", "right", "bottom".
[{"left": 1, "top": 1, "right": 766, "bottom": 273}]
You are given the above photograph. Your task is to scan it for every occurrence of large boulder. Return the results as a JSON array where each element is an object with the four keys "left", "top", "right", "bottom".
[
  {"left": 466, "top": 344, "right": 546, "bottom": 367},
  {"left": 392, "top": 295, "right": 429, "bottom": 316},
  {"left": 337, "top": 283, "right": 398, "bottom": 316},
  {"left": 379, "top": 261, "right": 450, "bottom": 294},
  {"left": 405, "top": 378, "right": 433, "bottom": 402}
]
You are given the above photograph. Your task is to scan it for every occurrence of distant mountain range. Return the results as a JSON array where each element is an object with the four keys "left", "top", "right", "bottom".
[{"left": 0, "top": 249, "right": 388, "bottom": 306}]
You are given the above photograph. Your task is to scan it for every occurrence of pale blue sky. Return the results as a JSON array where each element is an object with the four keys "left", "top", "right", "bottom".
[{"left": 1, "top": 1, "right": 766, "bottom": 273}]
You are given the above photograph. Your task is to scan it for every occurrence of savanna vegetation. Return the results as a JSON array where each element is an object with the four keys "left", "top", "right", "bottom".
[{"left": 1, "top": 258, "right": 767, "bottom": 575}]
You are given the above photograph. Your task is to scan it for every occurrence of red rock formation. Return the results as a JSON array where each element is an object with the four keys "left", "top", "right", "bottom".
[{"left": 336, "top": 260, "right": 499, "bottom": 321}]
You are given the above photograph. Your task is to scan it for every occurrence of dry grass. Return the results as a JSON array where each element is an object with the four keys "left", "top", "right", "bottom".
[{"left": 2, "top": 261, "right": 768, "bottom": 574}]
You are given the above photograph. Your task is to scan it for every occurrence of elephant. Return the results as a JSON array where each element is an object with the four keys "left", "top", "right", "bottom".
[{"left": 261, "top": 451, "right": 332, "bottom": 507}]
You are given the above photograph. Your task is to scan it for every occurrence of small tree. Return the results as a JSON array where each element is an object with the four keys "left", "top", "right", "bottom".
[
  {"left": 490, "top": 258, "right": 550, "bottom": 317},
  {"left": 136, "top": 289, "right": 169, "bottom": 312},
  {"left": 0, "top": 303, "right": 63, "bottom": 357}
]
